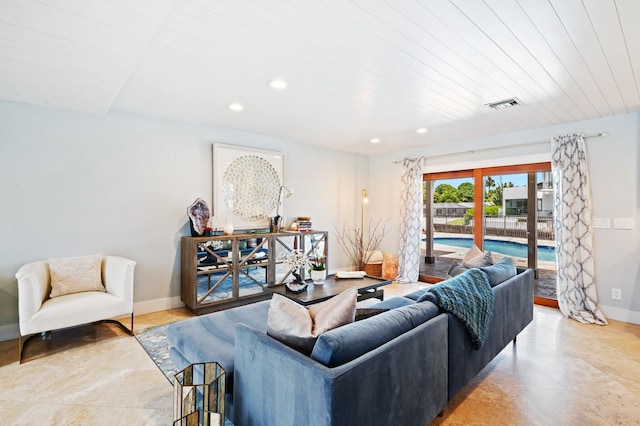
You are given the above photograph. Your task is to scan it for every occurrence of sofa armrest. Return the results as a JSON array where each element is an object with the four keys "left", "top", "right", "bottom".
[
  {"left": 15, "top": 261, "right": 50, "bottom": 327},
  {"left": 233, "top": 315, "right": 448, "bottom": 426},
  {"left": 102, "top": 256, "right": 136, "bottom": 308}
]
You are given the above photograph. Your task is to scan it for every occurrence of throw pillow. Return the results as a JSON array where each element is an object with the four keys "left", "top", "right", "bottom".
[
  {"left": 479, "top": 257, "right": 517, "bottom": 287},
  {"left": 446, "top": 260, "right": 468, "bottom": 279},
  {"left": 462, "top": 244, "right": 493, "bottom": 268},
  {"left": 49, "top": 254, "right": 105, "bottom": 298},
  {"left": 266, "top": 287, "right": 357, "bottom": 354}
]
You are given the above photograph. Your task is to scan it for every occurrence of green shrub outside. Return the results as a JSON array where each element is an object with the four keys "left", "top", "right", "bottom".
[{"left": 463, "top": 206, "right": 500, "bottom": 224}]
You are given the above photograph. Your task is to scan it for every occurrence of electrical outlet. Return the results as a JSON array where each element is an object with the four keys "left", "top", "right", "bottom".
[{"left": 611, "top": 288, "right": 622, "bottom": 301}]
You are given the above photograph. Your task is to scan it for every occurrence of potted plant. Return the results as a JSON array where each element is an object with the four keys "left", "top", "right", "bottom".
[{"left": 308, "top": 249, "right": 327, "bottom": 284}]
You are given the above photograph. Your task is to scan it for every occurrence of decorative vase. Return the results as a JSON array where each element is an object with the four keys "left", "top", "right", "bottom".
[
  {"left": 310, "top": 269, "right": 327, "bottom": 284},
  {"left": 223, "top": 221, "right": 234, "bottom": 235}
]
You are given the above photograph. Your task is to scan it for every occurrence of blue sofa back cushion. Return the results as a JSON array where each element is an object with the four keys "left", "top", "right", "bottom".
[
  {"left": 440, "top": 257, "right": 517, "bottom": 288},
  {"left": 446, "top": 260, "right": 468, "bottom": 278},
  {"left": 479, "top": 257, "right": 517, "bottom": 287},
  {"left": 310, "top": 301, "right": 440, "bottom": 367}
]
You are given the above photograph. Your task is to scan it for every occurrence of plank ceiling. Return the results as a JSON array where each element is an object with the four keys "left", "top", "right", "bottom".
[{"left": 1, "top": 0, "right": 639, "bottom": 154}]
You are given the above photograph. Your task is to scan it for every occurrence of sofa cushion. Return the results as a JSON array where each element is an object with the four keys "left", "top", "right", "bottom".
[
  {"left": 479, "top": 257, "right": 517, "bottom": 287},
  {"left": 48, "top": 254, "right": 105, "bottom": 298},
  {"left": 436, "top": 258, "right": 516, "bottom": 289},
  {"left": 311, "top": 301, "right": 440, "bottom": 367},
  {"left": 166, "top": 300, "right": 271, "bottom": 394},
  {"left": 267, "top": 287, "right": 356, "bottom": 355},
  {"left": 446, "top": 260, "right": 468, "bottom": 278},
  {"left": 462, "top": 245, "right": 493, "bottom": 268}
]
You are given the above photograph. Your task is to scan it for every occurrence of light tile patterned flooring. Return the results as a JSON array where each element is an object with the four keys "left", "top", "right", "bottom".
[{"left": 1, "top": 282, "right": 639, "bottom": 425}]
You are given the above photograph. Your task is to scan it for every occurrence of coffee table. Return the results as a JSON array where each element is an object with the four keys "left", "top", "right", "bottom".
[{"left": 268, "top": 274, "right": 391, "bottom": 306}]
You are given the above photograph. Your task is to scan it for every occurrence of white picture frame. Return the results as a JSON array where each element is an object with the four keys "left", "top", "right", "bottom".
[{"left": 212, "top": 143, "right": 285, "bottom": 230}]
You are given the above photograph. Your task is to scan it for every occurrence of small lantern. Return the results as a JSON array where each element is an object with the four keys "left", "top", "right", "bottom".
[{"left": 173, "top": 362, "right": 225, "bottom": 426}]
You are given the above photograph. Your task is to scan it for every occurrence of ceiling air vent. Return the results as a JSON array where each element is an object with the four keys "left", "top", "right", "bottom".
[{"left": 485, "top": 97, "right": 522, "bottom": 110}]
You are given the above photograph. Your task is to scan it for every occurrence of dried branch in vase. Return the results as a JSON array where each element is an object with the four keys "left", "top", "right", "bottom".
[{"left": 333, "top": 219, "right": 390, "bottom": 271}]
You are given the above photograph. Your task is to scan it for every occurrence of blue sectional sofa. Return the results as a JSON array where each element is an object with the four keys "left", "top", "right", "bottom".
[
  {"left": 167, "top": 265, "right": 534, "bottom": 425},
  {"left": 374, "top": 266, "right": 534, "bottom": 402}
]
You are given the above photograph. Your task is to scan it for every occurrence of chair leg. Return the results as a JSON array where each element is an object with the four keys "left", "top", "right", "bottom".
[
  {"left": 18, "top": 316, "right": 134, "bottom": 364},
  {"left": 101, "top": 312, "right": 134, "bottom": 336},
  {"left": 18, "top": 333, "right": 38, "bottom": 364}
]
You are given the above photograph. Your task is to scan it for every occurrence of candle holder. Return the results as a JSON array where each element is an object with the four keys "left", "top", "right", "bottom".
[{"left": 174, "top": 362, "right": 225, "bottom": 426}]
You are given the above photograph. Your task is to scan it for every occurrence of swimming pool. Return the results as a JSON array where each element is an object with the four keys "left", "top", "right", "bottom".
[{"left": 433, "top": 237, "right": 556, "bottom": 262}]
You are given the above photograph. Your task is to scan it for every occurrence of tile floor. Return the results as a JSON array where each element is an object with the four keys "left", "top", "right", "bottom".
[{"left": 1, "top": 282, "right": 639, "bottom": 425}]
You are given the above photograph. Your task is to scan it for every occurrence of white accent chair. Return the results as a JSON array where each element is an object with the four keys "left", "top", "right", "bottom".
[{"left": 16, "top": 256, "right": 136, "bottom": 362}]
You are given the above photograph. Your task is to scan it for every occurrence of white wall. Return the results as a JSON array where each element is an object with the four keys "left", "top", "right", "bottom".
[
  {"left": 0, "top": 101, "right": 367, "bottom": 339},
  {"left": 369, "top": 112, "right": 640, "bottom": 324},
  {"left": 2, "top": 101, "right": 637, "bottom": 336}
]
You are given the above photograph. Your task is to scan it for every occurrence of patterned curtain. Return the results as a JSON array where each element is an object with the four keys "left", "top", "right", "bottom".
[
  {"left": 397, "top": 157, "right": 424, "bottom": 283},
  {"left": 551, "top": 134, "right": 607, "bottom": 325}
]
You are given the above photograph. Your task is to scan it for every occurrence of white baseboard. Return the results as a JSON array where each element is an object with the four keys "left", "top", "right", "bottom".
[
  {"left": 133, "top": 296, "right": 184, "bottom": 316},
  {"left": 600, "top": 304, "right": 640, "bottom": 325},
  {"left": 0, "top": 296, "right": 185, "bottom": 342}
]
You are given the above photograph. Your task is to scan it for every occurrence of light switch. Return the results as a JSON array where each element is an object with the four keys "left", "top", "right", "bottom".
[
  {"left": 593, "top": 218, "right": 610, "bottom": 229},
  {"left": 613, "top": 218, "right": 634, "bottom": 229}
]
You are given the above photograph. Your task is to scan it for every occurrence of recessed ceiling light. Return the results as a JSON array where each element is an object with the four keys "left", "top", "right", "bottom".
[
  {"left": 416, "top": 128, "right": 428, "bottom": 134},
  {"left": 370, "top": 138, "right": 381, "bottom": 144},
  {"left": 268, "top": 79, "right": 287, "bottom": 90},
  {"left": 228, "top": 103, "right": 244, "bottom": 111}
]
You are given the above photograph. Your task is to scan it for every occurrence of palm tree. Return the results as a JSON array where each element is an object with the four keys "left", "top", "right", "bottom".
[{"left": 485, "top": 176, "right": 496, "bottom": 191}]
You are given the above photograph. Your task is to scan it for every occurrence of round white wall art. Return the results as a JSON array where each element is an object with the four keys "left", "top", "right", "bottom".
[{"left": 221, "top": 155, "right": 281, "bottom": 221}]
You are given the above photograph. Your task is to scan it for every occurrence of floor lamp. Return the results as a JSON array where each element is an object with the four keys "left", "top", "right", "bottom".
[
  {"left": 361, "top": 188, "right": 368, "bottom": 232},
  {"left": 360, "top": 189, "right": 368, "bottom": 268}
]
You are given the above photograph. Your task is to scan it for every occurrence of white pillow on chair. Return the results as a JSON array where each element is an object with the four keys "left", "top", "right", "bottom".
[{"left": 49, "top": 254, "right": 106, "bottom": 298}]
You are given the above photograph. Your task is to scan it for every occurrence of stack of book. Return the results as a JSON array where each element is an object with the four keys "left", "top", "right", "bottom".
[{"left": 296, "top": 218, "right": 312, "bottom": 232}]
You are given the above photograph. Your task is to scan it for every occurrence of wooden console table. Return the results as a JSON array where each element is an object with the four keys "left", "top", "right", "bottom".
[{"left": 181, "top": 231, "right": 328, "bottom": 314}]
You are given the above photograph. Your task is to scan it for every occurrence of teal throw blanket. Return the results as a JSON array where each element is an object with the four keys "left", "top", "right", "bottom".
[{"left": 427, "top": 268, "right": 494, "bottom": 349}]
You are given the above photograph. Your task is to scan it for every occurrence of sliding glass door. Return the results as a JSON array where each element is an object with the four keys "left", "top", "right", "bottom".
[{"left": 421, "top": 163, "right": 557, "bottom": 305}]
